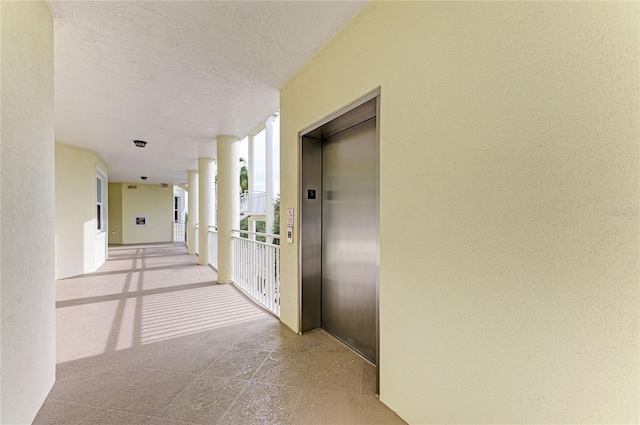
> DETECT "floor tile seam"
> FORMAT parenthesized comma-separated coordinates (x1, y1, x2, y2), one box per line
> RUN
(208, 378, 252, 425)
(285, 387, 305, 422)
(217, 343, 273, 355)
(252, 345, 314, 387)
(175, 331, 245, 349)
(153, 386, 210, 425)
(123, 364, 204, 377)
(195, 343, 242, 377)
(213, 350, 274, 424)
(298, 383, 368, 398)
(303, 387, 378, 398)
(36, 399, 104, 424)
(201, 349, 273, 379)
(44, 395, 137, 417)
(50, 367, 160, 409)
(291, 389, 378, 423)
(148, 416, 202, 425)
(51, 364, 154, 388)
(154, 350, 237, 420)
(183, 338, 237, 348)
(249, 379, 309, 388)
(105, 371, 196, 416)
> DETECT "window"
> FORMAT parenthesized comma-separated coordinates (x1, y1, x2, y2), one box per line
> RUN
(96, 177, 103, 231)
(174, 196, 179, 222)
(96, 169, 107, 233)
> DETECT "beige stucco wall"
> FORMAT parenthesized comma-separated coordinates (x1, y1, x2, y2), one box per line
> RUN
(120, 183, 173, 244)
(0, 1, 56, 423)
(279, 2, 639, 424)
(108, 183, 123, 244)
(55, 143, 108, 279)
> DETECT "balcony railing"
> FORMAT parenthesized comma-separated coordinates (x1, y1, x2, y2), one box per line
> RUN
(173, 220, 186, 242)
(231, 229, 280, 316)
(240, 191, 266, 216)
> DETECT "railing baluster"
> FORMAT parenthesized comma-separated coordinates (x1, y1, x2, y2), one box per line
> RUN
(229, 229, 280, 316)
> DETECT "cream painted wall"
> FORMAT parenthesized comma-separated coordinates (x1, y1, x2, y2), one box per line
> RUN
(279, 3, 639, 424)
(120, 183, 173, 244)
(108, 183, 123, 244)
(0, 1, 56, 423)
(55, 143, 108, 279)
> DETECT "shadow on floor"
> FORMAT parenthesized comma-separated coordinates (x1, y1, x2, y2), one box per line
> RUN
(35, 243, 405, 424)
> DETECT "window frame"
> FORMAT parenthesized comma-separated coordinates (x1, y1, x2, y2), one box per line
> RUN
(96, 167, 107, 235)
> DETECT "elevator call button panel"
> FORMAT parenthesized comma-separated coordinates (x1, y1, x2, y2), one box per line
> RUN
(286, 208, 294, 244)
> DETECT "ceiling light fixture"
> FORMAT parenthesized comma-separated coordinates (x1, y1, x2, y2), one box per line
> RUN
(141, 176, 147, 180)
(133, 140, 147, 148)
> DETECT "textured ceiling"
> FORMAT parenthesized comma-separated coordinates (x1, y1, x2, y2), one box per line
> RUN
(47, 1, 366, 184)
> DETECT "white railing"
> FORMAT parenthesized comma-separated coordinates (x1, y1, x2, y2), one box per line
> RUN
(208, 226, 218, 270)
(232, 229, 280, 316)
(173, 220, 186, 242)
(240, 191, 267, 216)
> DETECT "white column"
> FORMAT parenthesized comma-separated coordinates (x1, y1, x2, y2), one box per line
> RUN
(248, 217, 256, 241)
(247, 133, 256, 213)
(217, 135, 240, 283)
(187, 170, 198, 255)
(265, 115, 275, 243)
(198, 158, 214, 266)
(247, 133, 256, 240)
(212, 162, 218, 228)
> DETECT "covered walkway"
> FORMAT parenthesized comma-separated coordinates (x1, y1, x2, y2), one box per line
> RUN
(35, 243, 404, 424)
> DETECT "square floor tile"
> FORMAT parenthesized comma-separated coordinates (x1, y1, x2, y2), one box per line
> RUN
(50, 365, 152, 407)
(217, 382, 299, 425)
(158, 376, 247, 424)
(204, 347, 270, 381)
(32, 400, 98, 425)
(252, 351, 313, 387)
(81, 408, 151, 424)
(290, 388, 360, 424)
(303, 351, 364, 394)
(106, 370, 195, 416)
(193, 322, 252, 347)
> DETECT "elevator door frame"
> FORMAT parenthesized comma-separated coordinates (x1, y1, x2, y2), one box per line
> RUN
(298, 88, 380, 393)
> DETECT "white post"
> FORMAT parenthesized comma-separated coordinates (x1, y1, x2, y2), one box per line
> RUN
(212, 162, 217, 228)
(198, 158, 214, 266)
(248, 217, 256, 241)
(187, 170, 198, 255)
(265, 115, 275, 243)
(247, 133, 256, 241)
(247, 133, 256, 213)
(217, 135, 240, 284)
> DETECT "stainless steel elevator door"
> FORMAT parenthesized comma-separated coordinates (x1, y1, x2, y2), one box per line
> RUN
(322, 117, 377, 363)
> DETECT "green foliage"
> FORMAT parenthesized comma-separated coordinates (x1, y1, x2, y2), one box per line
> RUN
(213, 157, 247, 195)
(272, 196, 280, 245)
(239, 157, 248, 194)
(240, 217, 266, 242)
(238, 196, 281, 245)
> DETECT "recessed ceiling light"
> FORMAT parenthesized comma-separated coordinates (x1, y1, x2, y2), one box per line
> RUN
(141, 176, 147, 180)
(133, 140, 147, 148)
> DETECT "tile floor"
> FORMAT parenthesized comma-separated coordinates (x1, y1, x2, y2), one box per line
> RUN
(34, 243, 405, 424)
